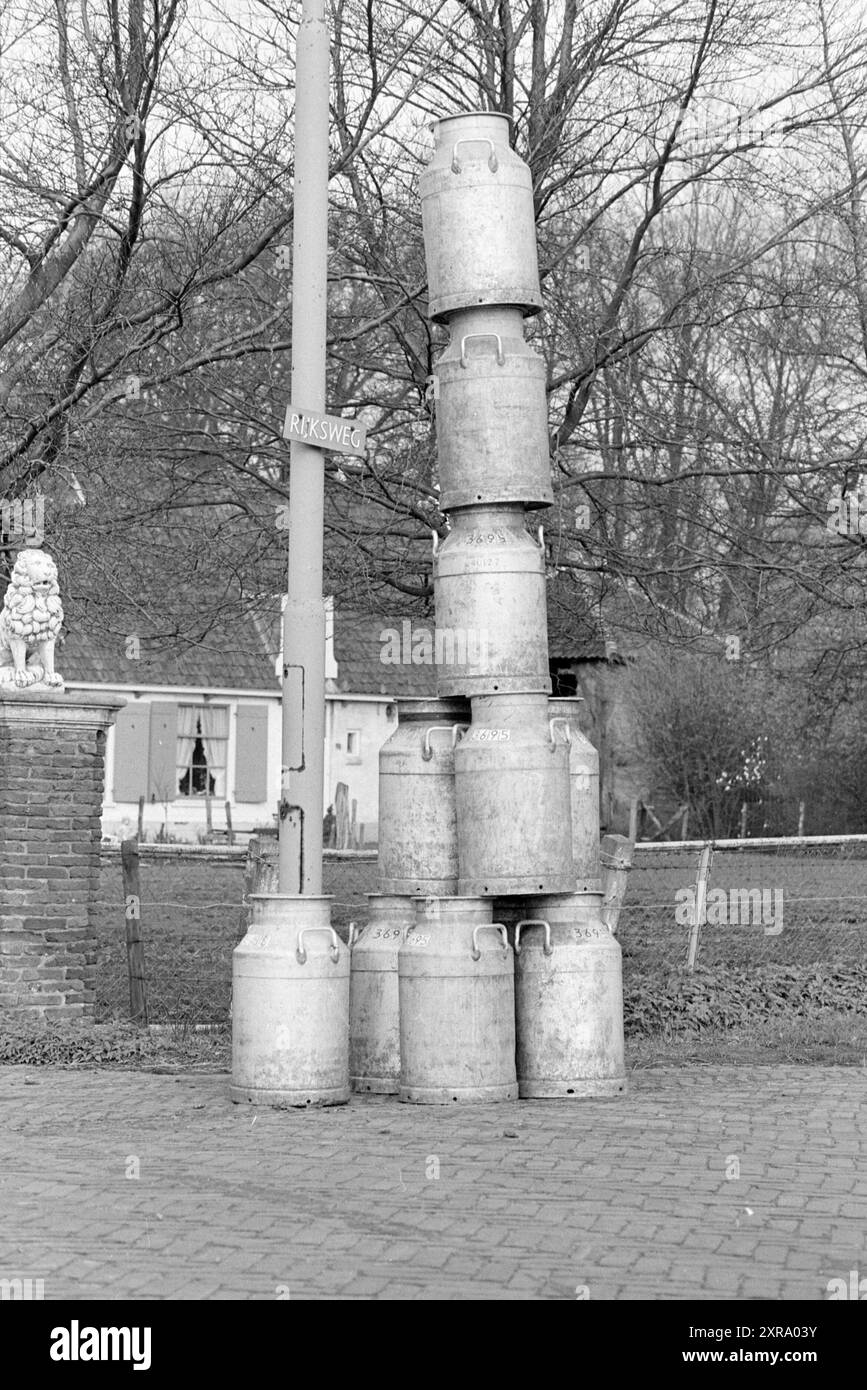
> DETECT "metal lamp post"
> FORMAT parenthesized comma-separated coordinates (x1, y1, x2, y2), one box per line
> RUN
(231, 0, 352, 1108)
(278, 0, 329, 897)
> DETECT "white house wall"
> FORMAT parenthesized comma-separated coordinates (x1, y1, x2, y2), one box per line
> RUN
(327, 698, 397, 844)
(67, 683, 394, 845)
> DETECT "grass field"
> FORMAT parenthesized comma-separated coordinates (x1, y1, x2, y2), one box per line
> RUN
(619, 846, 867, 970)
(90, 847, 867, 1066)
(4, 1008, 865, 1072)
(94, 854, 378, 1024)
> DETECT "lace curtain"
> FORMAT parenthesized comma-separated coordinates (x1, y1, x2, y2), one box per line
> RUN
(176, 705, 198, 791)
(200, 705, 228, 796)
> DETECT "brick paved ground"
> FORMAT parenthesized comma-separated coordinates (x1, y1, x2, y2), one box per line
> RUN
(1, 1064, 865, 1300)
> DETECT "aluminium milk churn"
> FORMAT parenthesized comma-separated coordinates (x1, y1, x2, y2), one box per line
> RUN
(433, 507, 551, 696)
(513, 892, 627, 1098)
(549, 696, 602, 892)
(398, 896, 518, 1103)
(378, 697, 469, 894)
(231, 894, 349, 1106)
(349, 895, 415, 1094)
(454, 693, 575, 895)
(420, 110, 542, 321)
(433, 307, 553, 511)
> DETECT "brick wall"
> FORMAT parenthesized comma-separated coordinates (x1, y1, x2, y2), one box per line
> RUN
(0, 691, 125, 1019)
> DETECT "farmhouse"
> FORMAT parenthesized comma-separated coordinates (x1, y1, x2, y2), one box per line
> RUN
(60, 602, 414, 846)
(58, 583, 640, 844)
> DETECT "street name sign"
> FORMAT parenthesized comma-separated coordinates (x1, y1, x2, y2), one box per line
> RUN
(283, 404, 367, 458)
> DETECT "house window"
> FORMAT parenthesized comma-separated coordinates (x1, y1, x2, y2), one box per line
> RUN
(177, 705, 228, 798)
(550, 662, 579, 697)
(346, 730, 361, 762)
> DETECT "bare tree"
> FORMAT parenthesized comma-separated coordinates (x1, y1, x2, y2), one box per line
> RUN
(3, 0, 867, 719)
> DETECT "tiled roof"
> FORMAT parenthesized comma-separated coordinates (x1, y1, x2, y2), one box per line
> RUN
(59, 582, 610, 696)
(331, 613, 438, 697)
(59, 620, 281, 691)
(59, 606, 437, 696)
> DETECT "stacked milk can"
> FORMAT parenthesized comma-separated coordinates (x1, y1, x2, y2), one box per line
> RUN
(349, 111, 626, 1103)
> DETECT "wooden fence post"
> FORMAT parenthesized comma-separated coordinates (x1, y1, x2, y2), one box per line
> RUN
(225, 801, 234, 845)
(335, 782, 350, 850)
(686, 842, 713, 972)
(137, 795, 144, 840)
(241, 836, 259, 934)
(600, 833, 633, 934)
(797, 801, 805, 837)
(739, 803, 748, 839)
(628, 798, 640, 844)
(121, 838, 148, 1024)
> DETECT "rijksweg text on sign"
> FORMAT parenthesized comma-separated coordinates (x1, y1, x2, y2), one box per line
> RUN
(283, 405, 367, 458)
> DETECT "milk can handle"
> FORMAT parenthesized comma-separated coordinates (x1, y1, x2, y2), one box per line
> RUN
(460, 333, 505, 368)
(451, 137, 498, 174)
(347, 921, 358, 948)
(549, 716, 572, 747)
(536, 523, 545, 551)
(451, 722, 470, 748)
(514, 919, 553, 956)
(421, 724, 465, 760)
(296, 927, 341, 965)
(471, 923, 509, 961)
(431, 528, 440, 556)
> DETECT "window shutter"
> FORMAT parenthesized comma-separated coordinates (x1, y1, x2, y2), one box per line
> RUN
(111, 704, 151, 802)
(148, 702, 178, 801)
(235, 705, 269, 803)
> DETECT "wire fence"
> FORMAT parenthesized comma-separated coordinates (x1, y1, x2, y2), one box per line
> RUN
(620, 839, 867, 973)
(93, 835, 867, 1025)
(95, 844, 377, 1024)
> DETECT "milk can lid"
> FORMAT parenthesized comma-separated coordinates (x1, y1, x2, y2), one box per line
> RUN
(394, 696, 471, 720)
(428, 108, 512, 133)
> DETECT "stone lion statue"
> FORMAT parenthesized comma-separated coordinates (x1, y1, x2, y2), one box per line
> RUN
(0, 547, 64, 688)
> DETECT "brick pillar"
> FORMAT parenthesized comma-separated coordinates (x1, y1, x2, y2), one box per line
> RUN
(0, 691, 125, 1019)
